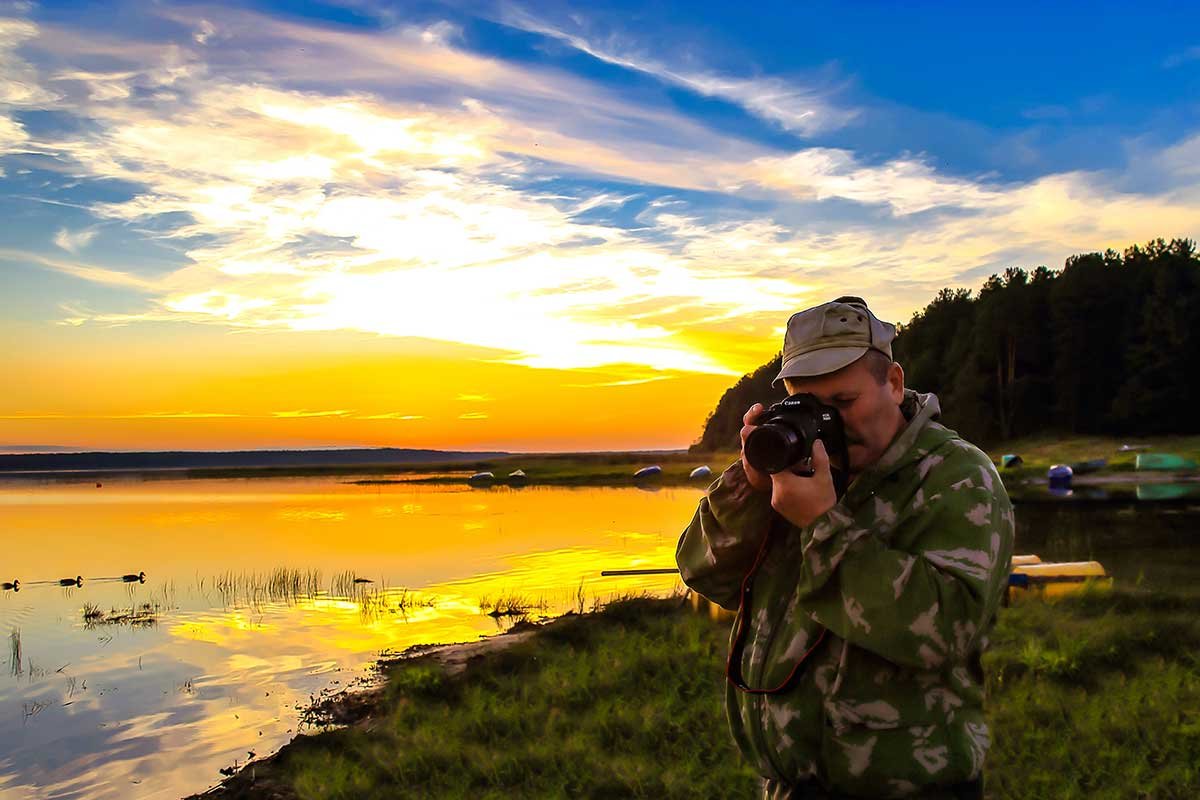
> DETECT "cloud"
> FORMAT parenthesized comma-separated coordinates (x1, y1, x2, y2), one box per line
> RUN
(5, 3, 1200, 381)
(1163, 44, 1200, 68)
(458, 411, 489, 419)
(271, 409, 354, 418)
(735, 148, 1006, 215)
(498, 5, 858, 136)
(53, 227, 98, 253)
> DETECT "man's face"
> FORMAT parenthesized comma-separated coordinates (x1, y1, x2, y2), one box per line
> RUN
(783, 355, 905, 476)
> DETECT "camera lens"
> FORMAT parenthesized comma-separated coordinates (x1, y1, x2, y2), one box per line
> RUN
(745, 423, 804, 474)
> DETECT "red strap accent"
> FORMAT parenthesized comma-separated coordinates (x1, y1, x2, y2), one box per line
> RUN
(725, 520, 828, 694)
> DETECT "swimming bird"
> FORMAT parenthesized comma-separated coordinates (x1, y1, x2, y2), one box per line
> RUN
(59, 576, 83, 587)
(1, 580, 17, 591)
(122, 572, 146, 583)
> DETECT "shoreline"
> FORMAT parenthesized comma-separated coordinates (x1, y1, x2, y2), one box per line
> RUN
(185, 587, 1200, 799)
(185, 604, 665, 800)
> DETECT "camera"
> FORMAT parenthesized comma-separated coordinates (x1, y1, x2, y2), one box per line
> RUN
(743, 393, 848, 481)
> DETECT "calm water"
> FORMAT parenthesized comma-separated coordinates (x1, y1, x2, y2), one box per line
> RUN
(0, 475, 1197, 799)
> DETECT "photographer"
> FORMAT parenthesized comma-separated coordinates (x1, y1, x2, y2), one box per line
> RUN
(677, 297, 1014, 799)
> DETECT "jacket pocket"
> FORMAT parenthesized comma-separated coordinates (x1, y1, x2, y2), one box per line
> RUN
(820, 714, 986, 799)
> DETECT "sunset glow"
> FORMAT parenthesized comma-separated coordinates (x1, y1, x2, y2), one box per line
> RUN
(3, 2, 1199, 451)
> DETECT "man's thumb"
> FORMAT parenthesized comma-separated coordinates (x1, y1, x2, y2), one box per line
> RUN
(812, 438, 830, 468)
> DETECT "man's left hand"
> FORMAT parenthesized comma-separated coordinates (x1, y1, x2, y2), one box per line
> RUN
(769, 439, 838, 528)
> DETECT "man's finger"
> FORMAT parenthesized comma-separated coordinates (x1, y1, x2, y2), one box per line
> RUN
(743, 403, 762, 425)
(812, 438, 830, 471)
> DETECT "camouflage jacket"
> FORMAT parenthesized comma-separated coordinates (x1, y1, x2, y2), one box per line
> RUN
(676, 390, 1014, 798)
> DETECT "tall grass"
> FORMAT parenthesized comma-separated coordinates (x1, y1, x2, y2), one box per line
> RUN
(200, 568, 323, 608)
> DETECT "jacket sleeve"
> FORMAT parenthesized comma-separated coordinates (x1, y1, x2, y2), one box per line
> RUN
(791, 454, 1015, 671)
(675, 459, 776, 610)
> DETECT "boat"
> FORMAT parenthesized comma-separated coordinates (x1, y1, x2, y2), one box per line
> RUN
(1136, 483, 1200, 501)
(1069, 458, 1107, 474)
(1135, 453, 1198, 471)
(1000, 454, 1023, 469)
(1047, 464, 1073, 492)
(1007, 560, 1111, 602)
(689, 465, 712, 479)
(467, 471, 495, 485)
(506, 469, 529, 485)
(633, 465, 662, 479)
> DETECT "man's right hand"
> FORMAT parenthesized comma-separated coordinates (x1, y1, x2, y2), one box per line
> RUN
(740, 403, 772, 492)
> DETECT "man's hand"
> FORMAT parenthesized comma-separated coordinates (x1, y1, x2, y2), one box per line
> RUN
(740, 403, 773, 492)
(769, 439, 838, 528)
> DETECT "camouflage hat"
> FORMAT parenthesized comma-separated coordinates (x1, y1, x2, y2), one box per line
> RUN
(772, 296, 896, 387)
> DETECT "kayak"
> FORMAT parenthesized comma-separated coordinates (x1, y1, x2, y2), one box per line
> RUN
(1135, 453, 1198, 471)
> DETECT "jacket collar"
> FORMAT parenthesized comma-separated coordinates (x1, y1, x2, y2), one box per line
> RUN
(843, 389, 951, 505)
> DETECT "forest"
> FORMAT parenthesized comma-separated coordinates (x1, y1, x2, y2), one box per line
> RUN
(691, 237, 1200, 451)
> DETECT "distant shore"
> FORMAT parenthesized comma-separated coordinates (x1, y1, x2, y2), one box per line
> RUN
(2, 436, 1197, 498)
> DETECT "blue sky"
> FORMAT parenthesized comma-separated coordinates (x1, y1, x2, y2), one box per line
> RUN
(2, 0, 1199, 450)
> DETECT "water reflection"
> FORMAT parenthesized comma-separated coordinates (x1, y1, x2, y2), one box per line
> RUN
(1, 475, 1198, 799)
(0, 477, 692, 799)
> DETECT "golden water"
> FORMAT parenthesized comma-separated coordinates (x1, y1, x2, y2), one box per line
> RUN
(0, 475, 701, 799)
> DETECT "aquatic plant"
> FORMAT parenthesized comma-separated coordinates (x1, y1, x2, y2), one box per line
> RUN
(8, 629, 20, 677)
(82, 602, 159, 629)
(477, 591, 550, 618)
(206, 567, 323, 608)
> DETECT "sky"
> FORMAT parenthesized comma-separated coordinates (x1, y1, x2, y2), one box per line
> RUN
(2, 0, 1199, 453)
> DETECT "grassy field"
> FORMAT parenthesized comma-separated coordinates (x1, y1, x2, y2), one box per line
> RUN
(196, 586, 1200, 799)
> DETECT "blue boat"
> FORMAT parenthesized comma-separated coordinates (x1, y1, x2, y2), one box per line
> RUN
(633, 465, 662, 479)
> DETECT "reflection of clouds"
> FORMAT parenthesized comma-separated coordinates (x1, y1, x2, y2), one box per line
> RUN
(277, 508, 346, 522)
(0, 480, 703, 797)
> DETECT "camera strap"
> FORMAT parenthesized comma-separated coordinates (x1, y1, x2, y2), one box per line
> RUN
(725, 516, 828, 695)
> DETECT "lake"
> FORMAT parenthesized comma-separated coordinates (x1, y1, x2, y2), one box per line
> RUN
(1, 474, 1197, 799)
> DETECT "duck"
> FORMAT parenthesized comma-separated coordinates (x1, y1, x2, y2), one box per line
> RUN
(59, 576, 83, 587)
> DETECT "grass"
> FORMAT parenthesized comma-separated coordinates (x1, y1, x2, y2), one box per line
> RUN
(477, 591, 550, 618)
(81, 601, 158, 628)
(983, 586, 1200, 798)
(194, 586, 1200, 800)
(203, 568, 324, 608)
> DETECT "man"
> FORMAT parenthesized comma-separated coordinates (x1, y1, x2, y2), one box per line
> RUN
(676, 297, 1014, 799)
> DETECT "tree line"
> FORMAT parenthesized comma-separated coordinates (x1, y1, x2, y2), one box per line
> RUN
(691, 237, 1199, 451)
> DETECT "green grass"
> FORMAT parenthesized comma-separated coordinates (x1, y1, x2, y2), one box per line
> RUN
(984, 587, 1200, 798)
(198, 587, 1200, 799)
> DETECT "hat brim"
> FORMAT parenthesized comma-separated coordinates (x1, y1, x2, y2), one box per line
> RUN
(772, 346, 869, 388)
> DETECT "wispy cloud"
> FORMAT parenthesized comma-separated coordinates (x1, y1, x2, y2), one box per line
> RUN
(271, 409, 354, 418)
(53, 226, 98, 253)
(498, 4, 858, 136)
(4, 3, 1200, 384)
(1164, 44, 1200, 68)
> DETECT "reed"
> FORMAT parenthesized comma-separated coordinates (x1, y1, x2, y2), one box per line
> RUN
(208, 568, 323, 608)
(82, 602, 159, 628)
(477, 591, 550, 618)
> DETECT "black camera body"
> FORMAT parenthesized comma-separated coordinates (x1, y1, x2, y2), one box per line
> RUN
(744, 393, 849, 490)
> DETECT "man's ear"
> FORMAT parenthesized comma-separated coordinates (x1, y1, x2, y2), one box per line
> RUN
(888, 361, 905, 404)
